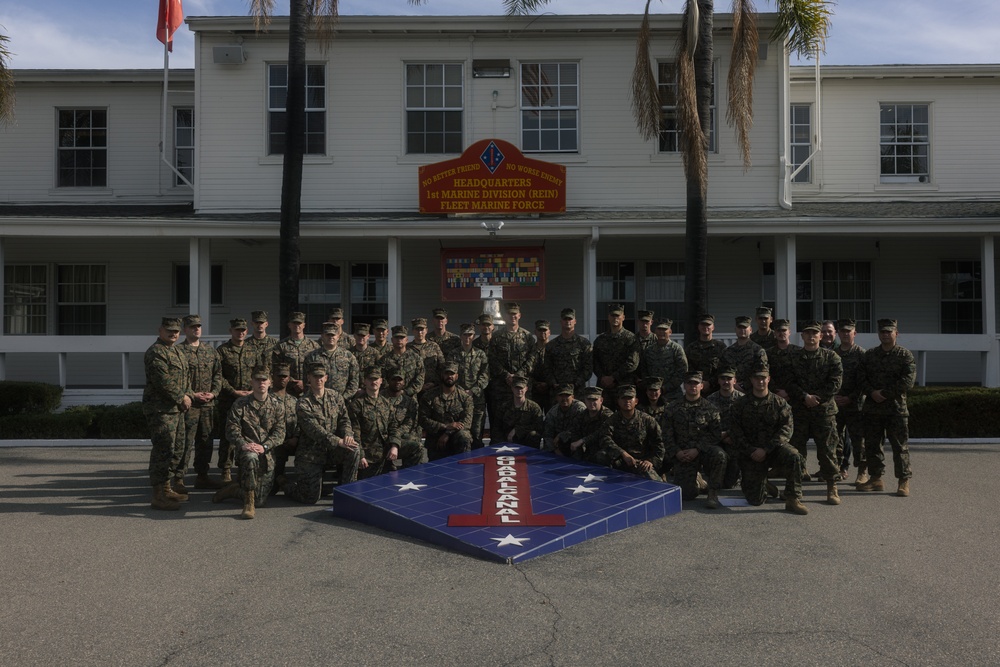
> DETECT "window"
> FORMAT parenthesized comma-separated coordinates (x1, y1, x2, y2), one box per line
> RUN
(350, 263, 389, 326)
(596, 261, 636, 334)
(175, 108, 194, 186)
(58, 109, 107, 187)
(406, 63, 463, 154)
(657, 61, 716, 153)
(880, 103, 929, 183)
(56, 265, 107, 335)
(762, 261, 813, 325)
(299, 263, 341, 334)
(268, 63, 326, 155)
(173, 264, 224, 308)
(521, 62, 579, 152)
(821, 261, 872, 332)
(941, 260, 982, 334)
(790, 104, 811, 183)
(644, 261, 686, 334)
(3, 265, 47, 334)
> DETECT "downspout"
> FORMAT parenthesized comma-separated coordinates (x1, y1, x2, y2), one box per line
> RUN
(780, 47, 822, 209)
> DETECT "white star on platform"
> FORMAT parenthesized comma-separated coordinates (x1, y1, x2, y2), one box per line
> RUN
(577, 474, 606, 483)
(491, 534, 530, 547)
(395, 482, 427, 492)
(567, 485, 599, 495)
(492, 445, 520, 453)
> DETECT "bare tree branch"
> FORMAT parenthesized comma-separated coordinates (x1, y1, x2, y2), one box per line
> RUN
(728, 0, 758, 171)
(631, 0, 661, 141)
(676, 2, 707, 196)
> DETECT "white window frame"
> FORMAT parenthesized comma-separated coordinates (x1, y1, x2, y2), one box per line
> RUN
(520, 61, 579, 153)
(879, 102, 929, 184)
(56, 264, 107, 335)
(405, 63, 464, 155)
(790, 103, 812, 183)
(657, 60, 716, 154)
(3, 264, 48, 335)
(267, 63, 327, 156)
(174, 107, 194, 186)
(57, 108, 108, 187)
(941, 259, 982, 334)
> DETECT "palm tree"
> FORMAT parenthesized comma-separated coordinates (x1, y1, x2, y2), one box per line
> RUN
(507, 0, 831, 336)
(249, 1, 336, 327)
(0, 31, 14, 126)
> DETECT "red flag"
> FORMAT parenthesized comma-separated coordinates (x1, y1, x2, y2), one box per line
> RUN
(156, 0, 184, 52)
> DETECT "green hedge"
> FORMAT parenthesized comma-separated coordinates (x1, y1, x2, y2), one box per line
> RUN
(0, 381, 63, 416)
(908, 387, 1000, 438)
(0, 402, 150, 439)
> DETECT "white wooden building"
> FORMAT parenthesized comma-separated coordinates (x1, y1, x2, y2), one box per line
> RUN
(1, 13, 998, 396)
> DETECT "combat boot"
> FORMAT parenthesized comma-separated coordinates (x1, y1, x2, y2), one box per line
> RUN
(172, 477, 190, 497)
(856, 476, 884, 492)
(220, 468, 232, 483)
(240, 490, 256, 520)
(163, 480, 189, 502)
(765, 481, 780, 499)
(705, 489, 720, 510)
(151, 483, 180, 511)
(212, 482, 241, 503)
(854, 466, 870, 486)
(896, 478, 910, 497)
(195, 473, 225, 490)
(785, 497, 809, 515)
(696, 472, 708, 495)
(826, 480, 841, 505)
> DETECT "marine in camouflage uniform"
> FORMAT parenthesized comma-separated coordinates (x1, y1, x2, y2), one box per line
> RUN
(271, 311, 320, 396)
(382, 371, 422, 444)
(419, 361, 475, 459)
(305, 323, 360, 400)
(542, 385, 586, 453)
(784, 320, 844, 505)
(268, 363, 300, 483)
(487, 303, 536, 414)
(661, 371, 726, 506)
(766, 319, 800, 397)
(592, 303, 640, 397)
(637, 376, 668, 424)
(528, 320, 552, 413)
(634, 310, 657, 368)
(543, 308, 594, 398)
(449, 323, 490, 448)
(705, 368, 745, 489)
(216, 319, 258, 478)
(473, 314, 498, 437)
(494, 375, 544, 448)
(857, 319, 916, 496)
(246, 310, 279, 370)
(719, 316, 768, 392)
(640, 320, 687, 401)
(729, 363, 807, 514)
(565, 386, 614, 460)
(177, 314, 224, 490)
(349, 367, 428, 480)
(834, 319, 867, 483)
(369, 319, 392, 360)
(378, 326, 425, 398)
(350, 323, 383, 380)
(591, 385, 664, 482)
(750, 306, 777, 350)
(219, 367, 286, 517)
(685, 314, 728, 395)
(143, 317, 193, 510)
(409, 317, 446, 394)
(428, 307, 461, 358)
(282, 363, 361, 505)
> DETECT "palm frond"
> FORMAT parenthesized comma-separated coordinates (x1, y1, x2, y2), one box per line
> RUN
(772, 0, 833, 58)
(249, 0, 275, 32)
(0, 32, 14, 126)
(502, 0, 553, 16)
(676, 2, 707, 193)
(630, 0, 661, 141)
(727, 0, 758, 171)
(310, 0, 339, 51)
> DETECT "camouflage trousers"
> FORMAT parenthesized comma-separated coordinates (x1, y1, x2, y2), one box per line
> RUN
(863, 414, 912, 480)
(216, 397, 237, 471)
(740, 444, 804, 505)
(471, 402, 487, 449)
(425, 429, 473, 461)
(837, 409, 866, 470)
(283, 446, 361, 505)
(791, 408, 840, 481)
(144, 407, 186, 486)
(671, 445, 728, 501)
(720, 442, 741, 489)
(237, 449, 275, 506)
(358, 440, 429, 480)
(179, 404, 216, 476)
(588, 448, 660, 482)
(272, 440, 297, 478)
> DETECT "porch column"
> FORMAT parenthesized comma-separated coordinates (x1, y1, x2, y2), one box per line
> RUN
(388, 237, 402, 326)
(774, 234, 797, 324)
(983, 235, 998, 387)
(582, 229, 598, 341)
(188, 238, 212, 334)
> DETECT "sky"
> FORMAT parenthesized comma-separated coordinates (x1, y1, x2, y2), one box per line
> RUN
(1, 0, 999, 70)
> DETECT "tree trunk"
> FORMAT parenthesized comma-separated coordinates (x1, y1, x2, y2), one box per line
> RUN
(683, 0, 714, 339)
(278, 0, 308, 328)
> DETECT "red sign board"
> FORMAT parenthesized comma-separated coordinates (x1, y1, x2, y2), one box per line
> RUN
(419, 139, 566, 214)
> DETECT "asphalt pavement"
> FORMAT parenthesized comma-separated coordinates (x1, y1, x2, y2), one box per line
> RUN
(1, 442, 998, 667)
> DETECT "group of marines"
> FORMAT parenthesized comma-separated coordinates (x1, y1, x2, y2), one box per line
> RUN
(142, 302, 916, 519)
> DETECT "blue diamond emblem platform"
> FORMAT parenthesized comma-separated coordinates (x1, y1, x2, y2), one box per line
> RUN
(332, 444, 683, 563)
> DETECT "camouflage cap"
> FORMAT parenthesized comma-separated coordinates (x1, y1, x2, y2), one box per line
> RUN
(505, 302, 521, 314)
(372, 318, 389, 331)
(477, 314, 495, 326)
(837, 318, 857, 332)
(306, 362, 327, 377)
(271, 362, 291, 377)
(579, 386, 604, 399)
(878, 318, 898, 332)
(735, 315, 752, 328)
(432, 308, 448, 319)
(699, 313, 715, 324)
(643, 376, 663, 391)
(655, 319, 673, 330)
(363, 366, 382, 380)
(535, 319, 550, 331)
(353, 322, 370, 336)
(251, 365, 270, 381)
(251, 310, 269, 323)
(755, 306, 773, 318)
(637, 310, 654, 322)
(161, 317, 183, 332)
(327, 308, 344, 320)
(560, 307, 576, 319)
(229, 318, 248, 330)
(441, 361, 459, 375)
(751, 360, 771, 377)
(683, 371, 704, 384)
(459, 323, 476, 335)
(773, 318, 791, 331)
(182, 314, 202, 327)
(555, 383, 575, 396)
(391, 325, 409, 338)
(717, 367, 737, 379)
(387, 368, 405, 380)
(617, 384, 637, 398)
(802, 320, 822, 332)
(288, 311, 306, 323)
(411, 317, 428, 329)
(607, 303, 625, 315)
(322, 323, 341, 335)
(511, 375, 529, 388)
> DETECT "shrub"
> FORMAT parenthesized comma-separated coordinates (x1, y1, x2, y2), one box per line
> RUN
(97, 402, 149, 439)
(908, 387, 1000, 438)
(0, 410, 93, 439)
(0, 381, 63, 416)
